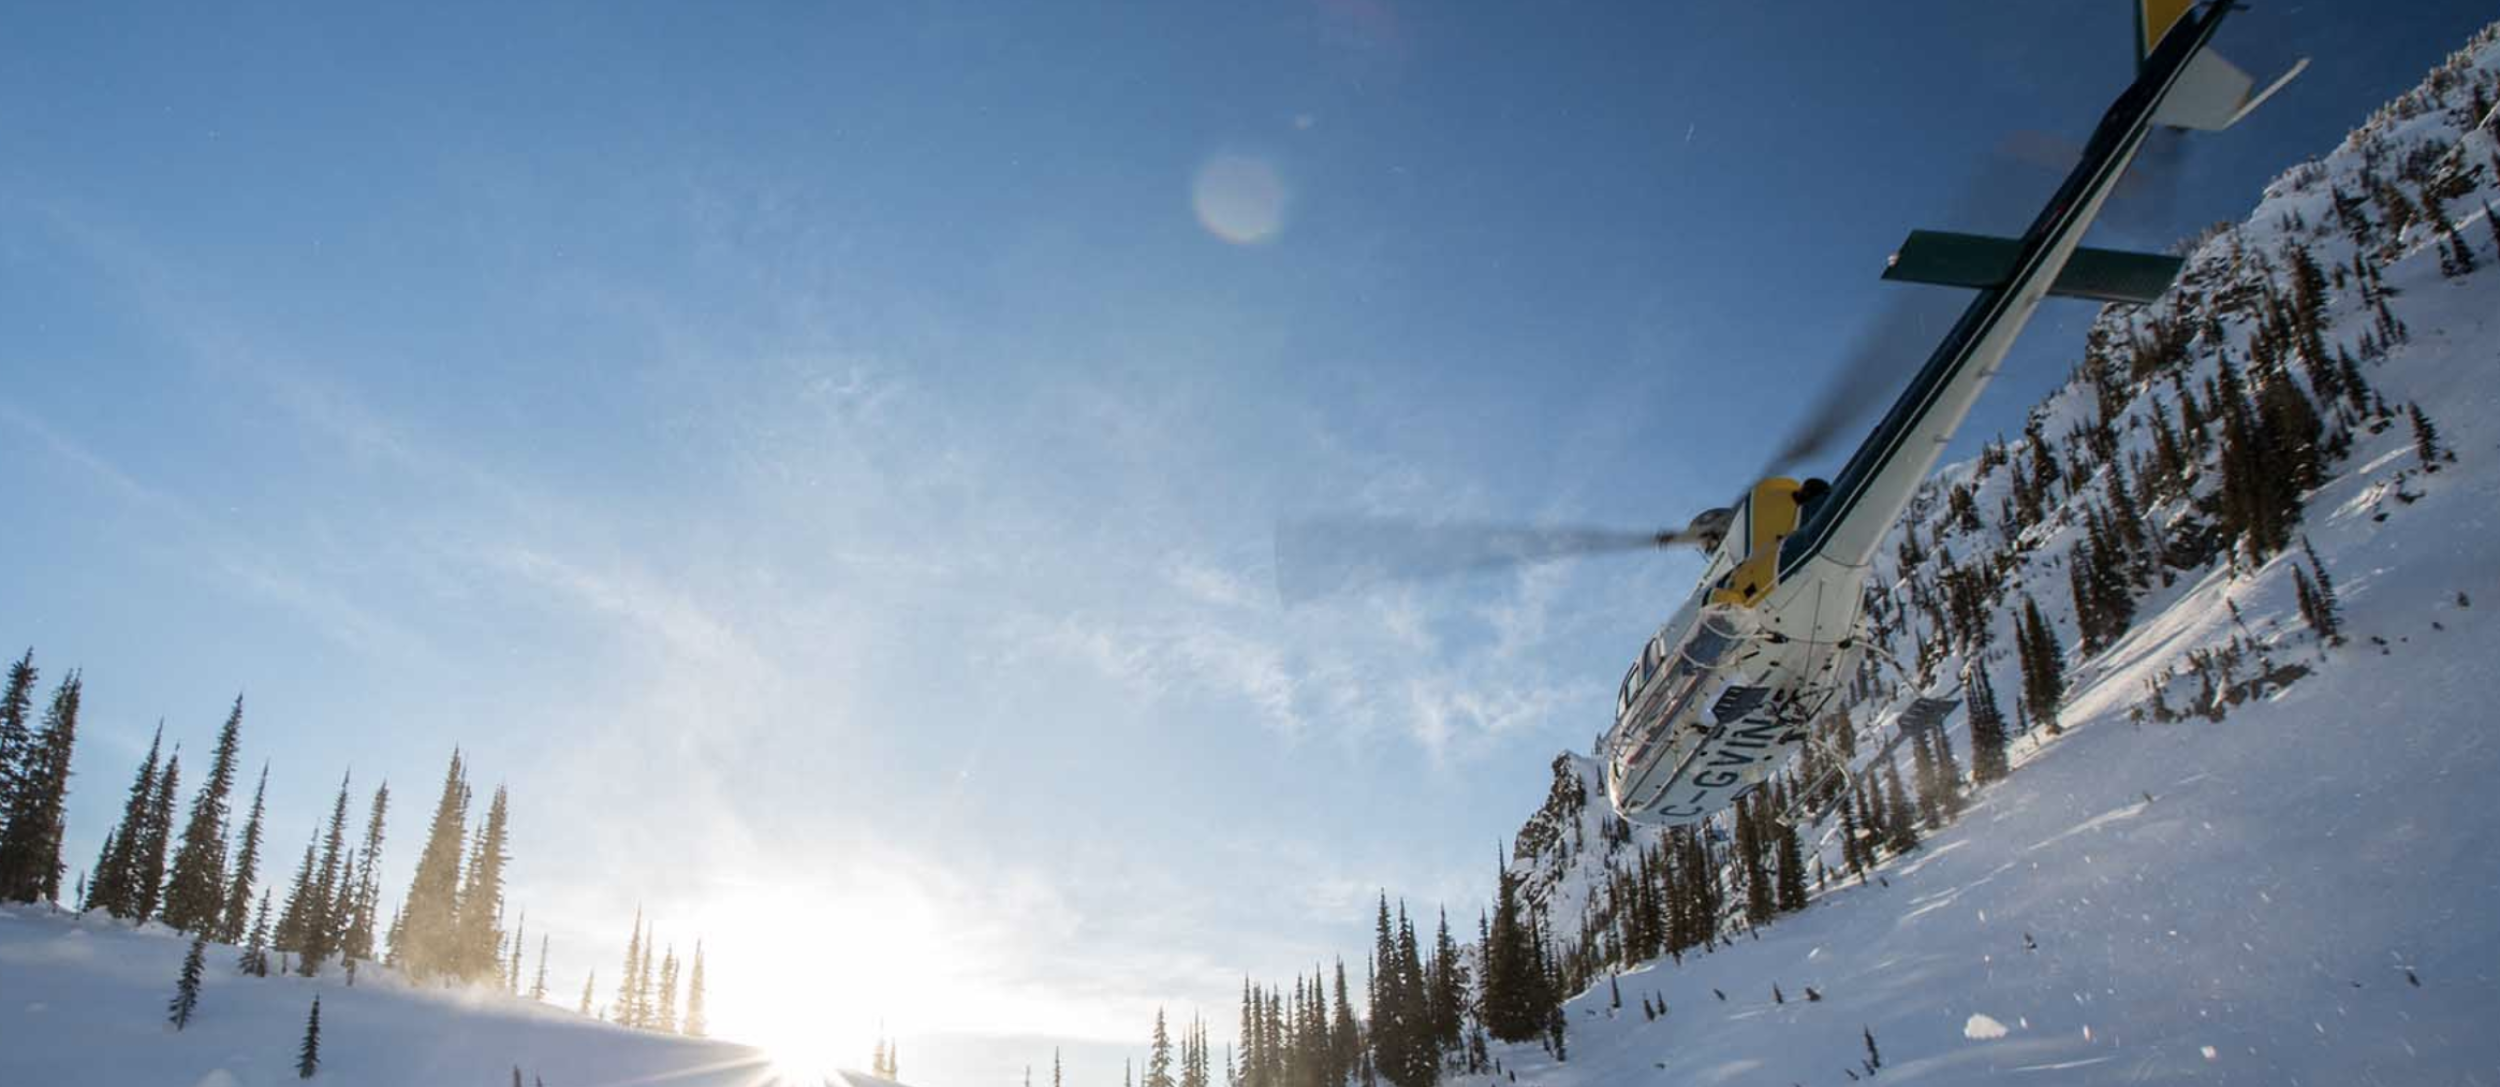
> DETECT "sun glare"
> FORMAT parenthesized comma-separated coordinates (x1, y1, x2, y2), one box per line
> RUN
(764, 1035, 849, 1086)
(699, 871, 962, 1084)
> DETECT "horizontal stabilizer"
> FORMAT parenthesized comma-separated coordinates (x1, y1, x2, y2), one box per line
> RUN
(1882, 229, 2185, 305)
(2153, 48, 2309, 131)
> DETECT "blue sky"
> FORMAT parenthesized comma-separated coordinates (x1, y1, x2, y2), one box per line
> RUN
(4, 2, 2491, 1084)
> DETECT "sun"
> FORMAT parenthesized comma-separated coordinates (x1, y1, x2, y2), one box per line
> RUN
(691, 870, 962, 1084)
(762, 1032, 849, 1087)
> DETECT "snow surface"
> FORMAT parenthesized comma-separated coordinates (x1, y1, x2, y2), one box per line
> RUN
(0, 908, 876, 1086)
(1477, 23, 2500, 1087)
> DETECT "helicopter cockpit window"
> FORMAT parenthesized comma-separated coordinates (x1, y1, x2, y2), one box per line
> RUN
(1682, 616, 1740, 669)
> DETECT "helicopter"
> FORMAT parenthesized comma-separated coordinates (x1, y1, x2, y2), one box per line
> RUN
(1278, 0, 2303, 826)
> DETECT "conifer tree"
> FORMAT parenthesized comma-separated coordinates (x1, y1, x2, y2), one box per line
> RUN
(531, 934, 550, 1001)
(683, 942, 707, 1037)
(88, 722, 162, 918)
(296, 773, 353, 969)
(397, 751, 469, 979)
(0, 672, 82, 904)
(1882, 759, 1919, 854)
(1965, 667, 2010, 784)
(273, 831, 318, 969)
(656, 945, 680, 1033)
(1148, 1007, 1176, 1087)
(297, 996, 322, 1079)
(1429, 909, 1465, 1057)
(633, 917, 656, 1031)
(456, 786, 512, 982)
(1737, 795, 1773, 924)
(1480, 872, 1539, 1043)
(218, 765, 270, 943)
(1907, 726, 1942, 830)
(342, 782, 388, 963)
(0, 651, 34, 828)
(2016, 598, 2064, 732)
(164, 696, 245, 935)
(1773, 818, 1808, 912)
(1838, 795, 1866, 875)
(130, 746, 182, 920)
(1931, 724, 1966, 819)
(1855, 779, 1883, 864)
(615, 909, 645, 1028)
(2410, 404, 2447, 468)
(1331, 958, 1360, 1084)
(579, 970, 596, 1016)
(505, 913, 527, 994)
(170, 932, 209, 1029)
(240, 890, 273, 977)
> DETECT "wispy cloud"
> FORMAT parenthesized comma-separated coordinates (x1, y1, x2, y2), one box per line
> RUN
(0, 401, 437, 664)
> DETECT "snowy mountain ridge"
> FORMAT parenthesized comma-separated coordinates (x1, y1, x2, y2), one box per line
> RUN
(1476, 18, 2500, 1086)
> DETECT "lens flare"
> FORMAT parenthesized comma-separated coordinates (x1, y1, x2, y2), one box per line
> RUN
(1192, 154, 1288, 244)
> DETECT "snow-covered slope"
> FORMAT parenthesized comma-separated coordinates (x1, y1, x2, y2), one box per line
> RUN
(1482, 20, 2500, 1086)
(0, 906, 850, 1087)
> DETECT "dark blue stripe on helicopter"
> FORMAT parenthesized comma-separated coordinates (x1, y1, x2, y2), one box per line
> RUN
(1775, 3, 2230, 581)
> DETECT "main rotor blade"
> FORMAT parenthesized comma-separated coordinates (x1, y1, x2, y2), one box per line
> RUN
(1761, 127, 2106, 478)
(1275, 516, 1694, 605)
(1757, 297, 1941, 476)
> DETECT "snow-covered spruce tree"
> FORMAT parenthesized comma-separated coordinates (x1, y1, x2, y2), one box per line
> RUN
(505, 913, 527, 994)
(296, 996, 322, 1079)
(655, 945, 679, 1033)
(2017, 596, 2064, 733)
(614, 909, 646, 1028)
(1907, 725, 1942, 830)
(454, 785, 512, 982)
(132, 746, 181, 920)
(632, 917, 657, 1030)
(2300, 536, 2345, 643)
(240, 890, 273, 977)
(88, 723, 162, 918)
(1737, 794, 1773, 924)
(1480, 868, 1542, 1043)
(297, 772, 354, 972)
(272, 832, 317, 962)
(341, 781, 388, 964)
(1931, 723, 1966, 818)
(169, 932, 208, 1030)
(1147, 1007, 1176, 1087)
(1838, 794, 1867, 875)
(162, 696, 244, 936)
(682, 942, 707, 1036)
(218, 764, 269, 943)
(396, 750, 468, 980)
(1774, 819, 1808, 913)
(0, 670, 81, 904)
(0, 650, 34, 829)
(530, 934, 550, 1001)
(1881, 758, 1919, 855)
(1965, 665, 2010, 784)
(2410, 403, 2448, 467)
(1428, 910, 1465, 1055)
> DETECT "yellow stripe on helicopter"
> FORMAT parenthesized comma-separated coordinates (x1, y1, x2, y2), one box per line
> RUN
(2139, 0, 2196, 64)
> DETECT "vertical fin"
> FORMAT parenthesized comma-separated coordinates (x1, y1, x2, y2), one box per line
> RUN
(2138, 0, 2197, 68)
